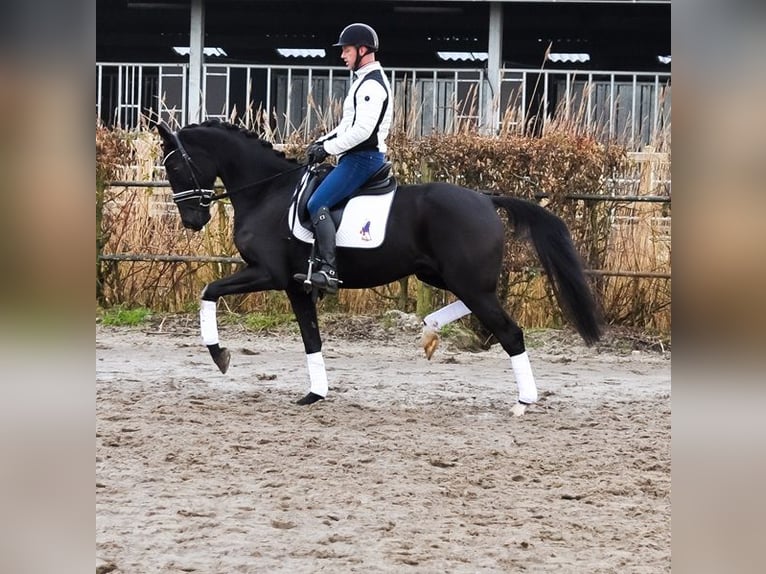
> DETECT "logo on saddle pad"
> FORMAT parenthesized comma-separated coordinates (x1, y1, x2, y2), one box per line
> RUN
(288, 164, 397, 249)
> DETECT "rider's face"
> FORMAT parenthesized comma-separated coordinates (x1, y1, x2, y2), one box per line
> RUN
(340, 45, 360, 70)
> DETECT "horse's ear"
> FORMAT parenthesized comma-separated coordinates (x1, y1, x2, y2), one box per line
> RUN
(154, 120, 174, 143)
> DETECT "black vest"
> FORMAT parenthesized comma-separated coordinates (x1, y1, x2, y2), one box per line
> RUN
(347, 69, 390, 154)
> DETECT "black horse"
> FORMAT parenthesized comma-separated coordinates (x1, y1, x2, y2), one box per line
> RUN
(154, 119, 601, 413)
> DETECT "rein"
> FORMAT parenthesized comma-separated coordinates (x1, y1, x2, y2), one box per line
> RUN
(210, 163, 308, 202)
(164, 130, 308, 207)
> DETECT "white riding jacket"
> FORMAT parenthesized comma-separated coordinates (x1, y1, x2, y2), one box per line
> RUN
(318, 61, 392, 157)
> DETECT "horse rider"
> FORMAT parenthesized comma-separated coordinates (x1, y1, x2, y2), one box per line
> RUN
(305, 22, 393, 293)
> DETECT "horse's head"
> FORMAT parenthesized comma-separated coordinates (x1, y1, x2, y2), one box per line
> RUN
(155, 121, 218, 231)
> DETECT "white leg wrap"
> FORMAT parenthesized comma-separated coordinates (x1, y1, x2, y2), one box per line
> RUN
(199, 300, 219, 346)
(511, 351, 538, 404)
(306, 352, 328, 397)
(423, 300, 471, 329)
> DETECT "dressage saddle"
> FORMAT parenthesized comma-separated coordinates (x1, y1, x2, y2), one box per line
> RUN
(293, 161, 396, 230)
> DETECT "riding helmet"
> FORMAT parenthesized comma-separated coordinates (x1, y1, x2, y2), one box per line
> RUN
(333, 23, 379, 52)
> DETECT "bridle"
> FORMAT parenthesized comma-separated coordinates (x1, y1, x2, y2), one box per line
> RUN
(163, 130, 308, 208)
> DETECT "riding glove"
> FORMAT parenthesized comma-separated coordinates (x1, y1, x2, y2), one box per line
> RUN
(307, 142, 329, 164)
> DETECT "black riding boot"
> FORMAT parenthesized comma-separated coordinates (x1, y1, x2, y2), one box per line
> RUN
(310, 206, 340, 294)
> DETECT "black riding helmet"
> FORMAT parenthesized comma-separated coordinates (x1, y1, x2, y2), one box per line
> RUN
(333, 22, 379, 52)
(333, 23, 379, 71)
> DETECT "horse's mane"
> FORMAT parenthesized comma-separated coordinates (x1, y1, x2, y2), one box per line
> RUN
(184, 119, 299, 164)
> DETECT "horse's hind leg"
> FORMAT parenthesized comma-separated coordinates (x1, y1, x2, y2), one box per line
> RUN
(420, 300, 472, 359)
(456, 292, 538, 416)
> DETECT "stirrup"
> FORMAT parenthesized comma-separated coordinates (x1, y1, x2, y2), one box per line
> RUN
(293, 246, 320, 288)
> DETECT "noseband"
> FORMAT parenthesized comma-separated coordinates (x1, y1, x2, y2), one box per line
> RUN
(163, 130, 308, 208)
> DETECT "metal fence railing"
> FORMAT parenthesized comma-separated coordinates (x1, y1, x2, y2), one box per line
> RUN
(97, 61, 670, 150)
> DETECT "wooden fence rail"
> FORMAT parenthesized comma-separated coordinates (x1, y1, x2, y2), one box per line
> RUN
(97, 253, 671, 280)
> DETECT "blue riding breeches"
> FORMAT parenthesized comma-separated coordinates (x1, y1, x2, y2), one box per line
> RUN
(307, 151, 386, 219)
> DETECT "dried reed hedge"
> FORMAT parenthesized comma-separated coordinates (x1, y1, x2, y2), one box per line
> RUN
(97, 121, 670, 339)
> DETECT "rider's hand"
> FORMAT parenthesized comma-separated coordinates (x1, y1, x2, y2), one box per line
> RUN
(306, 142, 329, 164)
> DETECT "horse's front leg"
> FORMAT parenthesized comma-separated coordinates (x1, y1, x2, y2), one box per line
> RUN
(286, 286, 326, 405)
(199, 265, 275, 373)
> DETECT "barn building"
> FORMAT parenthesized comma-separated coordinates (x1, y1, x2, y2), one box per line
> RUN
(96, 0, 670, 148)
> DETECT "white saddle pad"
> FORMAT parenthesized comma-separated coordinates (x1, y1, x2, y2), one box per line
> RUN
(288, 190, 396, 249)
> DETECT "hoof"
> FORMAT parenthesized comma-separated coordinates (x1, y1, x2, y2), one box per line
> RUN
(510, 402, 528, 417)
(208, 345, 231, 374)
(296, 392, 325, 406)
(421, 329, 440, 360)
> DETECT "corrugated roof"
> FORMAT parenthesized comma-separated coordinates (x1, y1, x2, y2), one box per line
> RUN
(276, 48, 326, 58)
(437, 51, 488, 62)
(547, 53, 590, 63)
(173, 46, 227, 57)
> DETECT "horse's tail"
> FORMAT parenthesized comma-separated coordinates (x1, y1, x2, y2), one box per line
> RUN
(490, 195, 602, 345)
